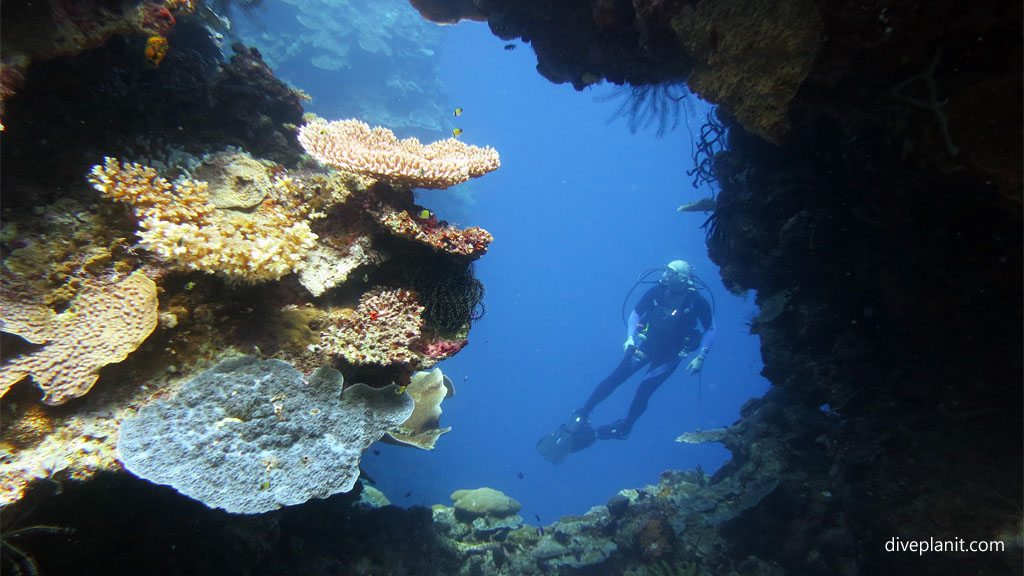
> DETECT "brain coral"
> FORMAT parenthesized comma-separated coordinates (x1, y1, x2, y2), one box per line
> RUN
(117, 356, 414, 514)
(0, 271, 159, 405)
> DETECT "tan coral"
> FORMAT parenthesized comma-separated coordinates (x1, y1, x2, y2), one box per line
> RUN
(384, 368, 455, 450)
(297, 117, 500, 189)
(88, 157, 319, 283)
(0, 271, 159, 405)
(0, 299, 56, 344)
(191, 149, 274, 209)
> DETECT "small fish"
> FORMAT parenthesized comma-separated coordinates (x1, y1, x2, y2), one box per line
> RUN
(516, 472, 524, 479)
(184, 281, 196, 291)
(418, 209, 433, 220)
(373, 449, 380, 456)
(534, 514, 541, 522)
(404, 492, 412, 498)
(453, 107, 463, 117)
(504, 43, 516, 51)
(452, 128, 463, 138)
(396, 385, 407, 395)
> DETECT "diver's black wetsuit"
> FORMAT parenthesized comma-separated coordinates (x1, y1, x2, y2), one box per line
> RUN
(581, 283, 715, 430)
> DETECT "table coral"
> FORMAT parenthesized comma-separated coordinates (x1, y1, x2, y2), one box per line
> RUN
(88, 157, 318, 283)
(0, 271, 159, 405)
(297, 117, 500, 189)
(320, 287, 425, 366)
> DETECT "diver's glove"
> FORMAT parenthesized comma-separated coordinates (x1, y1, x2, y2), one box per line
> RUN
(687, 354, 705, 375)
(623, 335, 635, 352)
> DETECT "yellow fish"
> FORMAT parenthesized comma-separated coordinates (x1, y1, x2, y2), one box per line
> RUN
(418, 209, 432, 219)
(452, 128, 463, 138)
(396, 385, 407, 395)
(453, 107, 463, 116)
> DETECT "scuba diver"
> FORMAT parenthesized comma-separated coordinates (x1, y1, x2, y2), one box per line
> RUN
(537, 260, 717, 464)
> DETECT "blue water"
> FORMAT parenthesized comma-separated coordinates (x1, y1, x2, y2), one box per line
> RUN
(238, 3, 769, 523)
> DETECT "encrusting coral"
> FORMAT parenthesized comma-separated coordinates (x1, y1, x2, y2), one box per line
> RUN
(117, 356, 414, 514)
(320, 287, 426, 367)
(0, 270, 159, 405)
(297, 117, 500, 189)
(372, 205, 494, 257)
(88, 157, 319, 283)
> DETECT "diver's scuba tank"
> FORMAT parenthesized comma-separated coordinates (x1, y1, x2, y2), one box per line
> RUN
(621, 263, 716, 327)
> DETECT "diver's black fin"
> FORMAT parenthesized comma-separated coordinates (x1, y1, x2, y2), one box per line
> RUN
(536, 426, 575, 465)
(536, 419, 595, 464)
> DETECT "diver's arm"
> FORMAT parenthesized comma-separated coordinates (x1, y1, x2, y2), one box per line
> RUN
(627, 309, 640, 338)
(696, 298, 716, 357)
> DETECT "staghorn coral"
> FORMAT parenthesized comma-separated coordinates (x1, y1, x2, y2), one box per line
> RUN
(320, 287, 425, 367)
(88, 157, 319, 283)
(0, 271, 158, 405)
(297, 117, 500, 189)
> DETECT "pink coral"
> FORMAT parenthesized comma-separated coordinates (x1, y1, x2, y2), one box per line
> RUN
(419, 337, 468, 361)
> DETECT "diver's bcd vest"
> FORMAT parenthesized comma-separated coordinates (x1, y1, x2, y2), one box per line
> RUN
(637, 286, 701, 353)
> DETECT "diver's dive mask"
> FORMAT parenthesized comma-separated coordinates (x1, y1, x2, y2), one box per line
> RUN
(661, 260, 695, 290)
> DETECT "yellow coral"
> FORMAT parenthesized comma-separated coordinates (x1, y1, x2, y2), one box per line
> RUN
(88, 157, 318, 282)
(297, 117, 500, 189)
(0, 271, 159, 405)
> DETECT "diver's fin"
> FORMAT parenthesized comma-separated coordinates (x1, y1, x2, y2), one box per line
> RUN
(536, 420, 595, 464)
(536, 426, 575, 465)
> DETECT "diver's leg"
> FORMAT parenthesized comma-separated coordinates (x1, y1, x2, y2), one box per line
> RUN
(622, 358, 681, 428)
(580, 354, 645, 417)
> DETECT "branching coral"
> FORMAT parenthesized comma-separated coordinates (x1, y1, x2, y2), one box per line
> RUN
(88, 157, 318, 282)
(0, 271, 159, 405)
(320, 287, 425, 366)
(297, 117, 500, 189)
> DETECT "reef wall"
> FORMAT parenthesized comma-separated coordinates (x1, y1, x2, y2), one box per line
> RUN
(413, 0, 1023, 574)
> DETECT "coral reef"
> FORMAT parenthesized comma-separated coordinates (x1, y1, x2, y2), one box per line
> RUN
(116, 356, 414, 514)
(0, 271, 158, 405)
(371, 205, 494, 257)
(88, 157, 319, 283)
(298, 117, 501, 190)
(318, 287, 426, 367)
(383, 368, 455, 450)
(669, 0, 823, 144)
